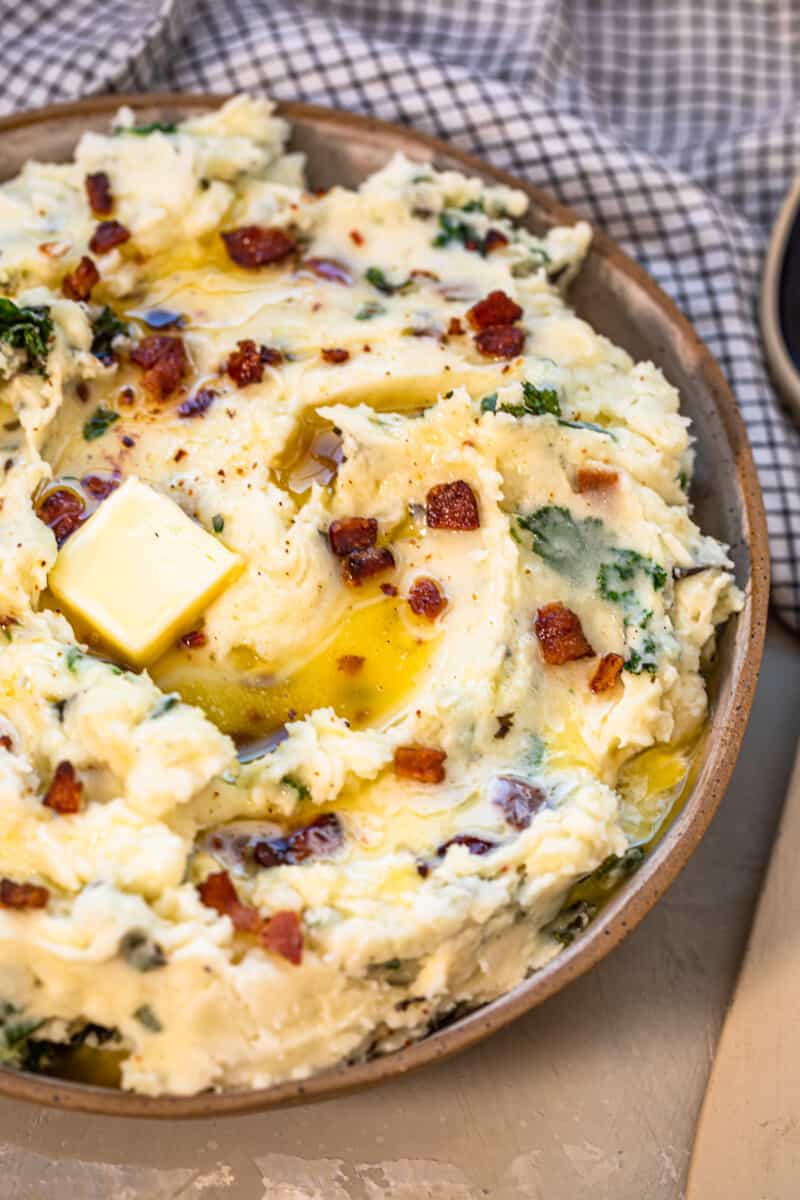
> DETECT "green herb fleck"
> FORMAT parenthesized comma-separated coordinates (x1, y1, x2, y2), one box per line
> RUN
(65, 646, 83, 673)
(90, 306, 128, 365)
(116, 121, 177, 136)
(0, 1002, 46, 1065)
(212, 514, 224, 533)
(489, 382, 560, 419)
(547, 900, 598, 947)
(118, 929, 167, 972)
(479, 392, 498, 413)
(557, 417, 615, 438)
(355, 300, 386, 320)
(83, 406, 120, 442)
(151, 694, 179, 719)
(598, 549, 667, 600)
(133, 1004, 163, 1033)
(281, 774, 311, 803)
(510, 248, 551, 277)
(678, 470, 688, 491)
(517, 506, 603, 576)
(0, 298, 53, 374)
(365, 266, 412, 295)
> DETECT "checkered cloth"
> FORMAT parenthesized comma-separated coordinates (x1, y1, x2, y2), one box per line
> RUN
(3, 1, 800, 629)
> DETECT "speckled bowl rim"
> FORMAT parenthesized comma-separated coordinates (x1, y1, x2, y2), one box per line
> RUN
(0, 93, 769, 1118)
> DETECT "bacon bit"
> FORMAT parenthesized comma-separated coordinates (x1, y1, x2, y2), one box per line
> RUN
(328, 517, 378, 556)
(321, 347, 350, 364)
(301, 257, 353, 285)
(342, 545, 395, 585)
(253, 813, 344, 869)
(130, 334, 187, 400)
(179, 629, 207, 650)
(436, 834, 496, 857)
(474, 324, 526, 359)
(0, 735, 12, 751)
(85, 171, 113, 215)
(494, 712, 514, 739)
(174, 448, 187, 463)
(178, 388, 216, 418)
(534, 602, 595, 665)
(349, 229, 364, 246)
(483, 228, 509, 255)
(490, 776, 546, 830)
(36, 488, 85, 545)
(197, 870, 261, 934)
(408, 577, 447, 619)
(447, 317, 464, 337)
(261, 910, 303, 965)
(381, 582, 398, 596)
(62, 255, 99, 302)
(426, 480, 480, 530)
(221, 225, 296, 268)
(89, 220, 131, 255)
(589, 652, 625, 694)
(76, 381, 90, 403)
(42, 761, 83, 815)
(337, 654, 365, 675)
(225, 339, 281, 387)
(576, 465, 619, 493)
(0, 878, 49, 909)
(393, 746, 447, 784)
(466, 289, 522, 331)
(82, 473, 118, 500)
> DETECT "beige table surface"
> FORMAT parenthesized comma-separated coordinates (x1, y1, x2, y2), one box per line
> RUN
(0, 619, 797, 1200)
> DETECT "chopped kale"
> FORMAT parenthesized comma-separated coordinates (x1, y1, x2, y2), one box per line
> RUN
(557, 417, 615, 438)
(480, 392, 498, 413)
(212, 514, 224, 533)
(365, 266, 413, 295)
(116, 120, 177, 136)
(547, 900, 597, 947)
(355, 300, 386, 320)
(432, 211, 511, 256)
(133, 1004, 163, 1032)
(281, 774, 311, 803)
(517, 506, 603, 576)
(90, 306, 128, 365)
(118, 928, 167, 972)
(0, 298, 53, 374)
(598, 549, 667, 600)
(509, 247, 552, 277)
(678, 470, 689, 491)
(150, 694, 179, 719)
(583, 846, 645, 888)
(83, 406, 120, 442)
(0, 1002, 45, 1066)
(65, 646, 83, 673)
(481, 383, 560, 418)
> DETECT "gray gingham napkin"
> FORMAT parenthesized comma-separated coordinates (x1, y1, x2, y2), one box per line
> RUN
(2, 0, 800, 630)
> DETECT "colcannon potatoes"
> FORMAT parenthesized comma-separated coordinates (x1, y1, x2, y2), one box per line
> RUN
(0, 97, 741, 1094)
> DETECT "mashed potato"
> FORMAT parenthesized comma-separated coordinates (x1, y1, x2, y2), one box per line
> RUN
(0, 97, 741, 1094)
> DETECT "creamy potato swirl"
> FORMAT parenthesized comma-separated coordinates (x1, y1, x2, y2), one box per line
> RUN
(0, 97, 740, 1094)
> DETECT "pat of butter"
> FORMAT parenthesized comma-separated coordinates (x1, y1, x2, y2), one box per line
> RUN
(48, 478, 240, 667)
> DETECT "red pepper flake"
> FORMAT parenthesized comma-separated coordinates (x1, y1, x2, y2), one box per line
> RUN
(466, 290, 522, 331)
(337, 654, 365, 675)
(534, 602, 595, 665)
(349, 229, 364, 247)
(393, 746, 447, 784)
(130, 334, 187, 401)
(35, 488, 85, 545)
(197, 870, 261, 934)
(178, 387, 216, 418)
(408, 577, 447, 619)
(42, 761, 83, 815)
(89, 220, 131, 255)
(576, 465, 619, 493)
(426, 480, 480, 530)
(261, 910, 303, 965)
(342, 545, 395, 585)
(221, 225, 296, 268)
(301, 257, 353, 285)
(589, 652, 624, 694)
(490, 776, 547, 830)
(0, 878, 49, 909)
(482, 229, 509, 255)
(436, 834, 495, 857)
(225, 339, 281, 388)
(474, 325, 525, 359)
(179, 629, 207, 650)
(328, 517, 378, 556)
(447, 317, 464, 336)
(321, 347, 350, 364)
(62, 255, 99, 302)
(85, 171, 113, 216)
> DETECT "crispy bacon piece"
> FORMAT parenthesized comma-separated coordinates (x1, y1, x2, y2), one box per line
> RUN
(490, 776, 547, 830)
(179, 629, 207, 649)
(221, 225, 296, 268)
(466, 289, 522, 331)
(321, 347, 350, 364)
(261, 910, 303, 965)
(534, 602, 595, 665)
(342, 545, 395, 585)
(89, 220, 131, 255)
(36, 487, 85, 545)
(253, 813, 343, 868)
(589, 652, 624, 694)
(225, 339, 281, 388)
(426, 480, 480, 531)
(0, 878, 49, 909)
(393, 746, 447, 784)
(42, 761, 83, 815)
(85, 171, 113, 215)
(436, 834, 496, 857)
(178, 388, 216, 418)
(576, 465, 619, 493)
(0, 735, 12, 752)
(474, 324, 526, 359)
(301, 257, 353, 285)
(408, 577, 447, 618)
(197, 870, 261, 934)
(328, 517, 378, 556)
(130, 334, 187, 400)
(337, 654, 365, 675)
(62, 255, 99, 302)
(447, 317, 464, 336)
(483, 228, 509, 255)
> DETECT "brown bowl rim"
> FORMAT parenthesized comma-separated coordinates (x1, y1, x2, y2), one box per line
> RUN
(0, 92, 769, 1118)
